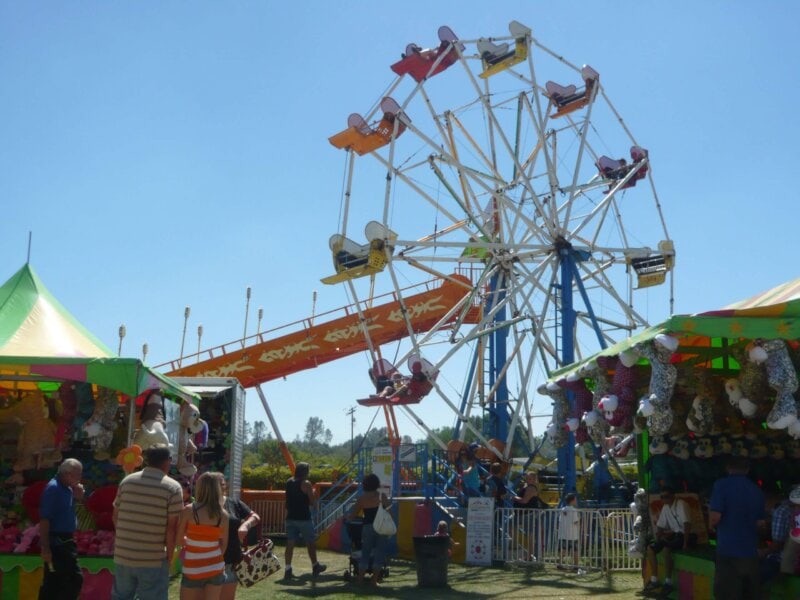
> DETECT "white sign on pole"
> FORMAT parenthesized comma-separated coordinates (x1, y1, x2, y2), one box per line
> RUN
(465, 497, 494, 566)
(372, 446, 394, 496)
(398, 444, 416, 463)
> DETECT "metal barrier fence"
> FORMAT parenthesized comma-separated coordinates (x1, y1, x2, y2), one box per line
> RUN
(247, 496, 357, 537)
(248, 499, 286, 537)
(248, 500, 639, 573)
(493, 508, 640, 572)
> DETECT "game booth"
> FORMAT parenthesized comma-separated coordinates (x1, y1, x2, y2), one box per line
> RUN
(545, 276, 800, 599)
(0, 264, 201, 598)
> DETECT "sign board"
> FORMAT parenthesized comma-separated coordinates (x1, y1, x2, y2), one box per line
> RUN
(372, 446, 394, 496)
(465, 497, 494, 565)
(398, 444, 416, 463)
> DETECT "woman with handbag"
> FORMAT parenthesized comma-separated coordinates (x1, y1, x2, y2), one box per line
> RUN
(177, 472, 229, 599)
(347, 473, 392, 587)
(214, 474, 261, 599)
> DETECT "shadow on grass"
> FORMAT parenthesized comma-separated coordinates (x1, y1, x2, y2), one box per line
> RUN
(199, 546, 642, 600)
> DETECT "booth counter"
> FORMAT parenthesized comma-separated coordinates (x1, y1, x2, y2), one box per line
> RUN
(0, 554, 113, 599)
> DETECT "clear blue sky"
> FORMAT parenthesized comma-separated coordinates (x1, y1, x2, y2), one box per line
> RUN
(2, 2, 798, 446)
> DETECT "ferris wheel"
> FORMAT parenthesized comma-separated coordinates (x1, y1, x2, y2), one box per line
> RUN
(325, 21, 674, 472)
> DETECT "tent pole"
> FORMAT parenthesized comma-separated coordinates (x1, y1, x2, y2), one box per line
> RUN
(126, 362, 141, 446)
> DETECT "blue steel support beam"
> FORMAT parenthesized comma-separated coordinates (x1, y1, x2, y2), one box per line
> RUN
(489, 271, 510, 442)
(557, 250, 577, 495)
(569, 259, 612, 497)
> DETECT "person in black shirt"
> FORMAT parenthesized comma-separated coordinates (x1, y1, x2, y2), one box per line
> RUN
(215, 474, 260, 599)
(283, 462, 326, 580)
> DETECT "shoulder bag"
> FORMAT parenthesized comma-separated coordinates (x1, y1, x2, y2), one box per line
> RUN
(373, 503, 397, 536)
(234, 537, 282, 587)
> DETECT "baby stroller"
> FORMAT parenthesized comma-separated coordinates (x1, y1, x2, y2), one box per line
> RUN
(342, 519, 389, 581)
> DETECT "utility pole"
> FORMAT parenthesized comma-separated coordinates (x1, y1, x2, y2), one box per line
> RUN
(346, 406, 356, 455)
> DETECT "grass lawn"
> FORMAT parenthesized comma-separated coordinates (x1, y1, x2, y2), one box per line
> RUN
(167, 545, 642, 599)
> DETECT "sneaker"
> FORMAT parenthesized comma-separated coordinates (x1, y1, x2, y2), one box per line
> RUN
(283, 568, 294, 581)
(312, 563, 327, 576)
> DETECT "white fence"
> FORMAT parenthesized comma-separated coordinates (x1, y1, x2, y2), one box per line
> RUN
(248, 499, 639, 573)
(492, 508, 639, 572)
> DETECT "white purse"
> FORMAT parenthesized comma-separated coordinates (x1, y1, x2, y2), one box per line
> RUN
(373, 503, 397, 536)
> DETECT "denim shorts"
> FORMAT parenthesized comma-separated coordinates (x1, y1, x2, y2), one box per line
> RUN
(181, 571, 225, 588)
(221, 564, 237, 585)
(286, 519, 316, 543)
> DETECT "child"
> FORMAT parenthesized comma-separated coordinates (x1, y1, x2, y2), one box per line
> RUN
(434, 520, 458, 558)
(557, 493, 580, 570)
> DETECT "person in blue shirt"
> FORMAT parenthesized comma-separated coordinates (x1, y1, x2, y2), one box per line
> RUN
(39, 458, 84, 600)
(709, 456, 766, 600)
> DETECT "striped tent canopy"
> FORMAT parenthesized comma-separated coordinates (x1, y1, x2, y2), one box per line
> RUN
(0, 264, 196, 402)
(551, 276, 800, 381)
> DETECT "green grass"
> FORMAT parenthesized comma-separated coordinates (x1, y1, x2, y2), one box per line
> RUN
(167, 546, 642, 599)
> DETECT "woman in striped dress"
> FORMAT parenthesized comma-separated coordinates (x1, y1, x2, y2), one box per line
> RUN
(177, 472, 229, 599)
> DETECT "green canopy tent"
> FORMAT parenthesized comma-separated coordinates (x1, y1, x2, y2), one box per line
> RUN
(0, 263, 197, 429)
(546, 276, 800, 492)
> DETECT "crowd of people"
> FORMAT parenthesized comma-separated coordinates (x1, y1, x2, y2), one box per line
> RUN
(643, 455, 800, 600)
(38, 446, 262, 600)
(37, 446, 800, 600)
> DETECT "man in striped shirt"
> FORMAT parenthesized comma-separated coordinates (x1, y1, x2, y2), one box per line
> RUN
(112, 445, 182, 600)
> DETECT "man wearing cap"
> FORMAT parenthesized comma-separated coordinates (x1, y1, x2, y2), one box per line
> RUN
(112, 445, 182, 600)
(642, 487, 690, 596)
(709, 456, 766, 600)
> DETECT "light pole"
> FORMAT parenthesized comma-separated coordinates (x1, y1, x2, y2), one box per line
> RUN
(142, 343, 148, 363)
(242, 286, 252, 346)
(179, 306, 190, 367)
(117, 324, 126, 356)
(346, 406, 356, 455)
(196, 324, 203, 363)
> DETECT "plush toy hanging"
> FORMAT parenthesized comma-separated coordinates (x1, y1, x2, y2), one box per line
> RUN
(762, 339, 799, 430)
(53, 383, 78, 450)
(557, 373, 593, 444)
(725, 344, 769, 418)
(8, 392, 62, 483)
(636, 334, 679, 437)
(176, 402, 207, 477)
(686, 393, 714, 435)
(83, 387, 120, 460)
(132, 390, 171, 450)
(628, 488, 652, 559)
(583, 360, 611, 446)
(598, 354, 640, 433)
(540, 382, 569, 448)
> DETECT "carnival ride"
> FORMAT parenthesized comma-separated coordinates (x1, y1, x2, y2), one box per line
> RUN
(164, 20, 674, 498)
(322, 20, 674, 493)
(161, 276, 481, 465)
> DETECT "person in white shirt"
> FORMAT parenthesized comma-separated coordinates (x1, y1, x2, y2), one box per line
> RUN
(643, 487, 691, 595)
(557, 493, 580, 570)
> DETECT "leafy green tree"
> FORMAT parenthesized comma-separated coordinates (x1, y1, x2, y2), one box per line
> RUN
(251, 420, 266, 451)
(303, 416, 332, 445)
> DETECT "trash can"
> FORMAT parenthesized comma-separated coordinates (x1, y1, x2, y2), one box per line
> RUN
(413, 536, 449, 587)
